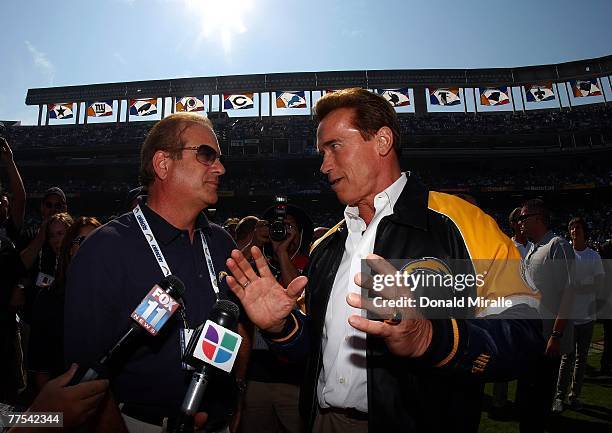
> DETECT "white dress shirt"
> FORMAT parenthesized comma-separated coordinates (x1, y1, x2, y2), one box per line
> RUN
(317, 172, 407, 412)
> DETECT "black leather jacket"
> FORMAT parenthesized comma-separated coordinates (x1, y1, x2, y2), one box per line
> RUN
(266, 174, 544, 433)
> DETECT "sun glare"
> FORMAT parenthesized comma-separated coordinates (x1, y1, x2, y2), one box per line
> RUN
(185, 0, 254, 53)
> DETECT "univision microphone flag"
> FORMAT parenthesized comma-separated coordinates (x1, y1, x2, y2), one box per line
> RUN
(192, 320, 242, 373)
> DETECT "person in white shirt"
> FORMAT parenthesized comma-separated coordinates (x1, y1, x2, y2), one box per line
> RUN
(552, 217, 605, 413)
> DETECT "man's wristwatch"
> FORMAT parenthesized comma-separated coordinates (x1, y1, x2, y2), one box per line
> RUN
(551, 330, 563, 339)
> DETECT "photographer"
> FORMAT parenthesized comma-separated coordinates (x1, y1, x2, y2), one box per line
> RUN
(263, 203, 313, 287)
(239, 204, 313, 433)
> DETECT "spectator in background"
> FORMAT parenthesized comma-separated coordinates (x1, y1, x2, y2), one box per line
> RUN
(552, 218, 605, 413)
(598, 240, 612, 376)
(19, 207, 72, 374)
(19, 188, 69, 290)
(0, 137, 26, 244)
(262, 205, 313, 287)
(517, 199, 575, 432)
(29, 217, 101, 392)
(490, 206, 534, 417)
(235, 216, 269, 260)
(240, 206, 312, 433)
(509, 207, 531, 259)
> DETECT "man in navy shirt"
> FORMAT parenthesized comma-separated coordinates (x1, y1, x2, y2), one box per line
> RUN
(64, 112, 249, 432)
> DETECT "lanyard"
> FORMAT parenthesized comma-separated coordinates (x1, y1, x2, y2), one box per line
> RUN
(133, 205, 220, 300)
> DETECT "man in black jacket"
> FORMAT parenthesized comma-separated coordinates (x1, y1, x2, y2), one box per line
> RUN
(226, 88, 544, 433)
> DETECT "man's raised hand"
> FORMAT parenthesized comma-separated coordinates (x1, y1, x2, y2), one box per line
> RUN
(226, 246, 307, 333)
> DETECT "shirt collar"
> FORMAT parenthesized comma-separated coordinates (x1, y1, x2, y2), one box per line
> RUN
(140, 203, 211, 246)
(344, 172, 407, 232)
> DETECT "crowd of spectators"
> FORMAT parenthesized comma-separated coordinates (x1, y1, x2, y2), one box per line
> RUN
(4, 103, 611, 151)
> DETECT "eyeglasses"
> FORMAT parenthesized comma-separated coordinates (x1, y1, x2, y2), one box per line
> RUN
(181, 144, 223, 166)
(517, 213, 540, 223)
(44, 201, 65, 209)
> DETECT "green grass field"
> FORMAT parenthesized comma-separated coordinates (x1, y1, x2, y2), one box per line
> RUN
(478, 323, 612, 432)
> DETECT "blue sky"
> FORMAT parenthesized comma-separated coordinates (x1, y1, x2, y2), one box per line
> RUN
(1, 0, 611, 124)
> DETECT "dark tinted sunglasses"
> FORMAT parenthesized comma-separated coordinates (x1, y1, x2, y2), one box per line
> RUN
(181, 144, 223, 166)
(516, 213, 540, 223)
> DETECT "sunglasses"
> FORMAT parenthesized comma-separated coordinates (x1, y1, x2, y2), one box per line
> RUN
(181, 144, 223, 166)
(516, 213, 540, 223)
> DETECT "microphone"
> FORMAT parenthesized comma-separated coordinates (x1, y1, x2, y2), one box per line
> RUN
(171, 299, 241, 433)
(68, 275, 186, 385)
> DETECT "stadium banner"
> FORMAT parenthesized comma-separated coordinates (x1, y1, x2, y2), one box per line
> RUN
(129, 98, 158, 116)
(376, 88, 410, 107)
(524, 83, 555, 102)
(429, 88, 461, 106)
(479, 87, 510, 106)
(176, 96, 205, 112)
(570, 79, 602, 98)
(276, 91, 307, 109)
(86, 100, 113, 117)
(223, 93, 254, 110)
(48, 103, 74, 119)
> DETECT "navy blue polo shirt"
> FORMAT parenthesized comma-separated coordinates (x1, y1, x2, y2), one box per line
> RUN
(64, 203, 237, 408)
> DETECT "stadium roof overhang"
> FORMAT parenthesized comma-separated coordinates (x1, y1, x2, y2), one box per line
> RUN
(25, 55, 612, 105)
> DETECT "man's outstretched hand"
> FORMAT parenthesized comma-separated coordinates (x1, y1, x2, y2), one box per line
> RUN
(226, 246, 307, 333)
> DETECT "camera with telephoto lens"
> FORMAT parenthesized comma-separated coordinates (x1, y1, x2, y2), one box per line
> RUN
(269, 196, 288, 242)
